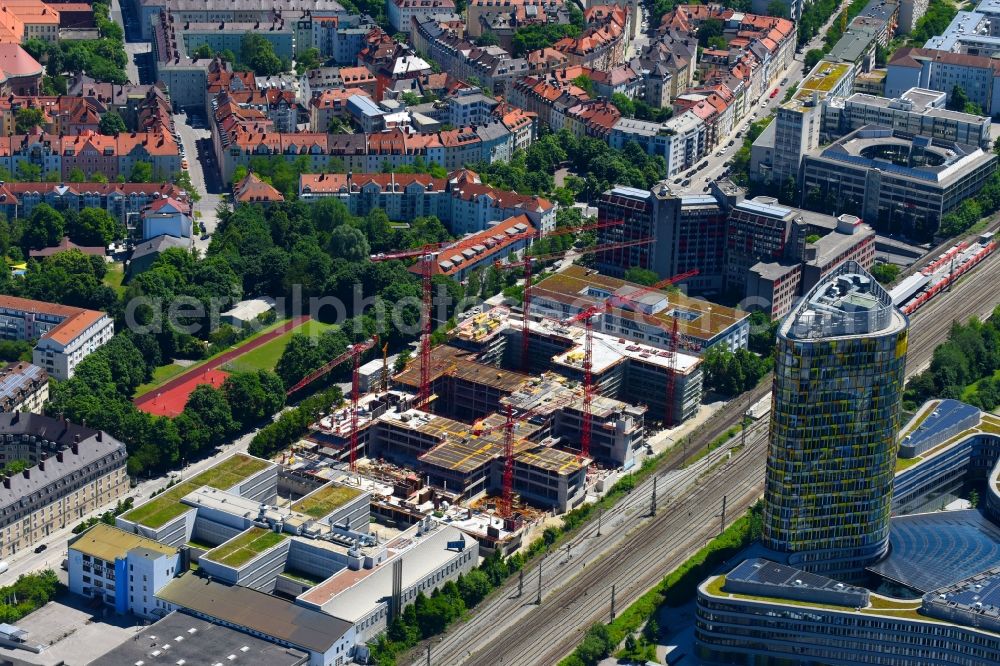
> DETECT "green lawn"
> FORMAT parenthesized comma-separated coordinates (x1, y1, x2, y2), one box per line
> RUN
(223, 320, 337, 373)
(121, 454, 270, 528)
(291, 484, 362, 518)
(205, 527, 287, 567)
(134, 363, 189, 396)
(104, 262, 125, 296)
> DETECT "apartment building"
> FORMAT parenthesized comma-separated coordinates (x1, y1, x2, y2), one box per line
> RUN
(387, 0, 456, 34)
(298, 169, 555, 235)
(0, 413, 129, 558)
(0, 182, 189, 225)
(466, 0, 564, 37)
(0, 295, 114, 380)
(0, 0, 59, 44)
(887, 47, 1000, 116)
(0, 362, 47, 413)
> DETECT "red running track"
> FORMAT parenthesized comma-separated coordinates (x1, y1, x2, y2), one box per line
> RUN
(134, 315, 311, 416)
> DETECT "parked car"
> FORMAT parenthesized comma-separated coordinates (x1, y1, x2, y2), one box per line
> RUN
(781, 77, 788, 85)
(181, 158, 189, 170)
(34, 544, 47, 554)
(674, 177, 683, 184)
(681, 178, 690, 186)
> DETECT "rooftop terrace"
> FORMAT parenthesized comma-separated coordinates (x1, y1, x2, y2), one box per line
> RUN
(69, 523, 177, 562)
(121, 454, 271, 528)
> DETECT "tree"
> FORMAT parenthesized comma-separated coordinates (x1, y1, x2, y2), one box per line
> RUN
(240, 33, 285, 76)
(22, 204, 64, 250)
(182, 384, 235, 450)
(129, 161, 153, 183)
(697, 18, 725, 47)
(571, 74, 595, 97)
(948, 85, 972, 112)
(98, 110, 127, 136)
(766, 0, 789, 17)
(14, 107, 44, 134)
(192, 43, 215, 59)
(804, 48, 826, 70)
(328, 225, 371, 263)
(222, 370, 285, 430)
(624, 267, 659, 286)
(610, 92, 635, 117)
(478, 30, 499, 47)
(870, 262, 901, 286)
(68, 167, 86, 182)
(67, 207, 122, 246)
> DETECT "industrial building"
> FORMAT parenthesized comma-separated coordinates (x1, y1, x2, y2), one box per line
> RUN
(0, 413, 129, 558)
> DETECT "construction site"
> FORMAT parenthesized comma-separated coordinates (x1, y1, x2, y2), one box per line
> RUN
(275, 227, 745, 554)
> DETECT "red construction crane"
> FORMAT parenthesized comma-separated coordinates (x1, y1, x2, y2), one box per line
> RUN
(371, 242, 453, 406)
(491, 219, 623, 371)
(561, 305, 602, 460)
(497, 392, 579, 518)
(285, 336, 378, 470)
(494, 238, 652, 373)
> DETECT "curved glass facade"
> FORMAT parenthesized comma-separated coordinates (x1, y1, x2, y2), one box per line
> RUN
(762, 261, 909, 577)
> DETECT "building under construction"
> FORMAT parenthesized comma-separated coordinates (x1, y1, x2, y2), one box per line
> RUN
(529, 265, 750, 355)
(452, 307, 703, 425)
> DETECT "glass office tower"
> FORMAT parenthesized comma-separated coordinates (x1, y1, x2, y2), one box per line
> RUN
(762, 261, 908, 578)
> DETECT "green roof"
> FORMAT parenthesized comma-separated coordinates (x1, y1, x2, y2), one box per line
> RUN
(291, 484, 362, 519)
(800, 61, 850, 93)
(122, 454, 270, 528)
(204, 527, 287, 567)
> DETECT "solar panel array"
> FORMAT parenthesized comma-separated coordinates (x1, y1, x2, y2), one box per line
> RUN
(0, 363, 43, 401)
(869, 510, 1000, 593)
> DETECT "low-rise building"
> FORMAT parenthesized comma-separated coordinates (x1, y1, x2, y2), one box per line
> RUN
(0, 295, 114, 380)
(0, 413, 128, 558)
(68, 524, 181, 620)
(0, 361, 47, 413)
(141, 197, 193, 240)
(412, 214, 535, 282)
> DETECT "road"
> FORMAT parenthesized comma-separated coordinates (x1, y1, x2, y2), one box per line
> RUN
(172, 111, 223, 255)
(409, 248, 1000, 666)
(673, 1, 851, 196)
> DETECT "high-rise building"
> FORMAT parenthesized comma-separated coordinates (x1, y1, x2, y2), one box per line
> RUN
(762, 261, 908, 578)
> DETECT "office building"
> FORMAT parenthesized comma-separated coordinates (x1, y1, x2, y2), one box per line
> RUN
(753, 60, 855, 188)
(0, 413, 129, 558)
(67, 523, 181, 619)
(800, 126, 998, 240)
(594, 184, 728, 295)
(696, 559, 1000, 665)
(728, 197, 876, 318)
(762, 261, 908, 578)
(0, 361, 47, 413)
(825, 87, 991, 149)
(0, 295, 114, 380)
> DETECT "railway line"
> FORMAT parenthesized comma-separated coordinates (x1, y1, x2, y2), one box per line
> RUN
(410, 249, 1000, 666)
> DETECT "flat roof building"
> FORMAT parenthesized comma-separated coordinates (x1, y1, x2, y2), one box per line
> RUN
(98, 611, 309, 666)
(801, 125, 998, 240)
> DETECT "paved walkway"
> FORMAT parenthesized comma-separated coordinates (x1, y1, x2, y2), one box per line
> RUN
(133, 315, 311, 407)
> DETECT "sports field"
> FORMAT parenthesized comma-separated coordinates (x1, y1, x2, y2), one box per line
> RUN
(223, 320, 337, 373)
(134, 316, 311, 417)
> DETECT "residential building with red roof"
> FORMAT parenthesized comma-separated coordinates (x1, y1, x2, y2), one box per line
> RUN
(141, 196, 192, 240)
(467, 0, 564, 37)
(0, 182, 189, 225)
(298, 169, 555, 235)
(565, 99, 621, 140)
(0, 295, 114, 380)
(233, 172, 285, 205)
(409, 214, 536, 281)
